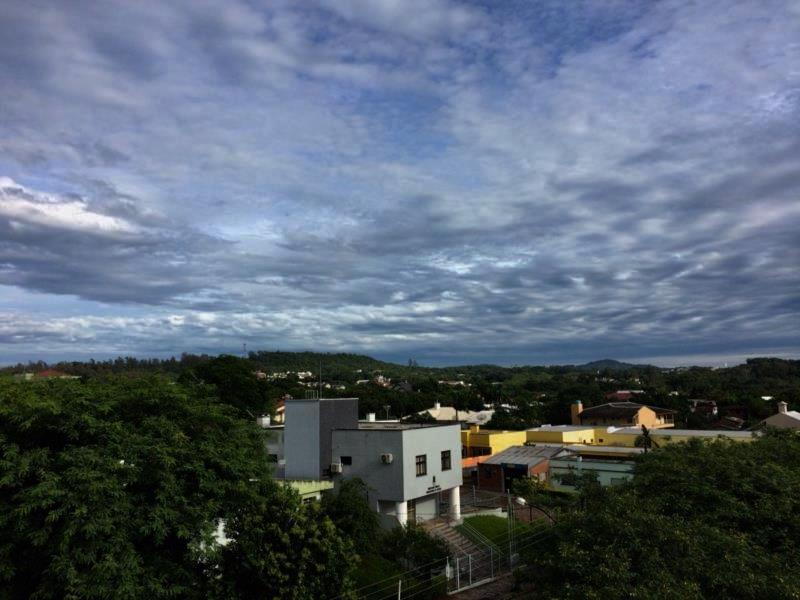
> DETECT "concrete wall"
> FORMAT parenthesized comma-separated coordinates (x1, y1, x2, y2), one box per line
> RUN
(284, 398, 358, 479)
(264, 427, 285, 464)
(285, 400, 320, 479)
(331, 423, 462, 519)
(318, 398, 358, 475)
(525, 427, 596, 445)
(402, 425, 462, 502)
(461, 428, 527, 457)
(332, 428, 405, 504)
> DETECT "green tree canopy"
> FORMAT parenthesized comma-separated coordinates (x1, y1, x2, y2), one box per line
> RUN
(191, 354, 272, 416)
(522, 430, 800, 599)
(0, 377, 352, 599)
(322, 478, 380, 555)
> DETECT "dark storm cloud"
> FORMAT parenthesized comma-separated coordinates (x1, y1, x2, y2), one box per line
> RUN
(0, 0, 798, 365)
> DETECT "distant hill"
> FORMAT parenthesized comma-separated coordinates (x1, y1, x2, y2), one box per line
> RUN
(576, 359, 657, 371)
(248, 351, 401, 377)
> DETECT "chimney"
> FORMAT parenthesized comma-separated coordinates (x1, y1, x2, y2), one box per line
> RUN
(367, 412, 376, 422)
(433, 401, 441, 410)
(571, 400, 583, 425)
(778, 401, 788, 414)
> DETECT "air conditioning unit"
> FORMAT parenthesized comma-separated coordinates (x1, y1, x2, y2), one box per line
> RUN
(380, 453, 394, 464)
(330, 462, 343, 474)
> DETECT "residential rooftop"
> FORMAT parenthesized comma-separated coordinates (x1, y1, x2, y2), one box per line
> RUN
(581, 402, 676, 418)
(607, 427, 755, 438)
(337, 422, 461, 431)
(526, 424, 596, 431)
(483, 444, 566, 466)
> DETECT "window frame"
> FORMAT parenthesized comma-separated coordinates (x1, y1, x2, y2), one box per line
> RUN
(415, 454, 427, 477)
(441, 450, 452, 471)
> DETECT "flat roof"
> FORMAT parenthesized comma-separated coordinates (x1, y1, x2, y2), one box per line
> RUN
(609, 427, 755, 438)
(483, 445, 566, 466)
(336, 422, 460, 431)
(527, 425, 596, 431)
(285, 397, 359, 402)
(551, 455, 635, 465)
(564, 444, 644, 455)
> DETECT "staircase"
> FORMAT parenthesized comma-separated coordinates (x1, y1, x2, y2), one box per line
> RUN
(423, 519, 498, 592)
(424, 519, 483, 556)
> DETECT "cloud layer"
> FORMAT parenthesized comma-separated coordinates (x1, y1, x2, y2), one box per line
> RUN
(0, 0, 798, 365)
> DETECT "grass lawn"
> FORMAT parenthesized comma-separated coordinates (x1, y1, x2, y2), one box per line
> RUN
(457, 515, 534, 552)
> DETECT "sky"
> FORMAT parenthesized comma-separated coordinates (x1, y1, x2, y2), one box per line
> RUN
(1, 0, 799, 367)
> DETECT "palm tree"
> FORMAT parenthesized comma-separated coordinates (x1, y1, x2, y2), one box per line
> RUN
(634, 425, 659, 453)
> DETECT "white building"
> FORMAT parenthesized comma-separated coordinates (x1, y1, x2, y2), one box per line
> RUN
(283, 398, 462, 526)
(416, 401, 494, 425)
(332, 422, 462, 525)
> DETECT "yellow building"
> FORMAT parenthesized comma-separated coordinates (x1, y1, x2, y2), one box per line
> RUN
(571, 400, 675, 429)
(461, 425, 527, 458)
(526, 424, 756, 448)
(525, 425, 598, 445)
(600, 427, 755, 447)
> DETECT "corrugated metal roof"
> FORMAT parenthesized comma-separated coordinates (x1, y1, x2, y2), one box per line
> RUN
(483, 445, 565, 466)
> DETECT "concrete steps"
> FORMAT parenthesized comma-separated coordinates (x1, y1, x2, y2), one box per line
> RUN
(425, 519, 483, 557)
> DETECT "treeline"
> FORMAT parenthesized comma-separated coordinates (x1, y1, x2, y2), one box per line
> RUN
(0, 376, 449, 600)
(2, 353, 798, 428)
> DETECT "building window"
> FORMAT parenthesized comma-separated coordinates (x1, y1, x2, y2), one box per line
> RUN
(340, 456, 352, 465)
(415, 454, 427, 476)
(441, 450, 451, 471)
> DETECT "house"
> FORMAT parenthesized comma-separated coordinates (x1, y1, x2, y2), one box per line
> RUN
(689, 399, 718, 416)
(473, 445, 565, 492)
(283, 397, 462, 526)
(571, 400, 675, 429)
(332, 421, 462, 526)
(755, 401, 800, 430)
(416, 402, 494, 425)
(460, 425, 527, 459)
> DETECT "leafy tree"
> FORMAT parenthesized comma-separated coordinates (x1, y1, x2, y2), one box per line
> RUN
(192, 354, 272, 417)
(322, 478, 380, 555)
(213, 483, 355, 599)
(381, 524, 450, 572)
(0, 377, 352, 599)
(521, 431, 800, 599)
